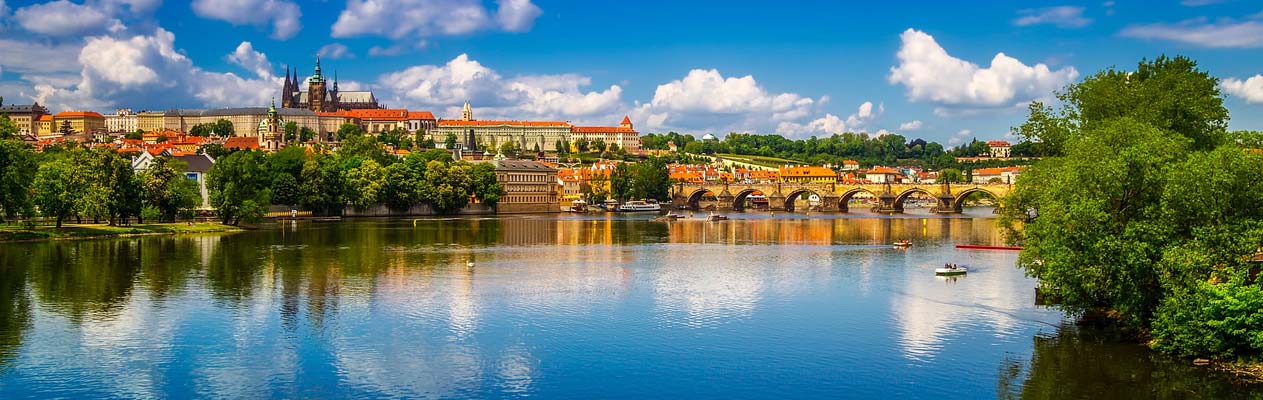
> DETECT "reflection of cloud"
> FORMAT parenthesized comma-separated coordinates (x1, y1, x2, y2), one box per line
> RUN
(653, 245, 765, 328)
(892, 251, 1028, 362)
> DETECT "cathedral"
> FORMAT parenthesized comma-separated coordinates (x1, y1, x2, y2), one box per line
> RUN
(281, 57, 381, 112)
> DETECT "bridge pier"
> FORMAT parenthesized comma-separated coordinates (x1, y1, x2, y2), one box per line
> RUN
(818, 196, 842, 212)
(873, 191, 902, 214)
(933, 195, 962, 214)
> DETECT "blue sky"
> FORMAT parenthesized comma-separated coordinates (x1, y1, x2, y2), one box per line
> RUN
(2, 0, 1263, 146)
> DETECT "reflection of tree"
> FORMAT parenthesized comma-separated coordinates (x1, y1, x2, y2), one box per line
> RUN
(0, 252, 31, 370)
(998, 325, 1257, 399)
(27, 242, 140, 321)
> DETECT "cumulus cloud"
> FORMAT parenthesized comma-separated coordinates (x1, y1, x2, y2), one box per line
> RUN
(1013, 6, 1091, 28)
(376, 53, 622, 122)
(33, 28, 279, 111)
(633, 68, 824, 133)
(899, 120, 923, 130)
(15, 0, 123, 37)
(775, 101, 882, 137)
(332, 0, 542, 46)
(191, 0, 302, 40)
(227, 42, 274, 79)
(889, 28, 1078, 114)
(495, 0, 542, 32)
(1121, 17, 1263, 48)
(318, 43, 354, 59)
(1222, 75, 1263, 103)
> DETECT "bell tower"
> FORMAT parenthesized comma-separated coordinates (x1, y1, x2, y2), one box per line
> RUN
(307, 56, 327, 112)
(461, 100, 473, 121)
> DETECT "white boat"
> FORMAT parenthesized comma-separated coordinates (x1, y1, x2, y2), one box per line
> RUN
(706, 214, 729, 221)
(893, 240, 912, 248)
(618, 200, 662, 212)
(935, 264, 968, 275)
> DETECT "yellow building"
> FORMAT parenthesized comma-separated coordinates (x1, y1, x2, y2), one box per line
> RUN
(571, 116, 642, 153)
(137, 111, 167, 132)
(49, 111, 105, 137)
(0, 103, 49, 137)
(779, 166, 838, 184)
(35, 115, 53, 138)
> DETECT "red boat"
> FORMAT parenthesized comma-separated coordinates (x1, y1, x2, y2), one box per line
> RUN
(955, 244, 1022, 251)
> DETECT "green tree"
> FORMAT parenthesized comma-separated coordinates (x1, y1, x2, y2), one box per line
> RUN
(207, 150, 272, 225)
(381, 161, 419, 210)
(938, 168, 964, 183)
(212, 119, 234, 137)
(33, 158, 82, 228)
(632, 157, 671, 201)
(555, 139, 567, 155)
(609, 163, 632, 201)
(336, 123, 363, 141)
(998, 56, 1263, 359)
(470, 162, 502, 207)
(0, 140, 36, 222)
(444, 133, 458, 149)
(300, 154, 343, 214)
(0, 114, 18, 140)
(343, 159, 385, 208)
(283, 121, 299, 143)
(140, 157, 198, 222)
(421, 160, 472, 213)
(271, 173, 301, 206)
(299, 126, 316, 143)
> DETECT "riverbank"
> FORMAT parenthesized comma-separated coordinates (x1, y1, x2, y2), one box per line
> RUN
(0, 223, 243, 243)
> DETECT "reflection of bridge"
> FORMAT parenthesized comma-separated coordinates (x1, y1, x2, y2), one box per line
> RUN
(671, 182, 1011, 213)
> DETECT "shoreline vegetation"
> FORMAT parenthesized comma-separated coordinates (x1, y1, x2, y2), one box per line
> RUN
(0, 222, 243, 243)
(999, 55, 1263, 379)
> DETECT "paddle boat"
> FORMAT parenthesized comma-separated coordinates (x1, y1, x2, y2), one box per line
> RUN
(935, 263, 968, 276)
(893, 240, 912, 248)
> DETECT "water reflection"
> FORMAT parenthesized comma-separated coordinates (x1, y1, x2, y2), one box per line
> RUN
(0, 213, 1257, 397)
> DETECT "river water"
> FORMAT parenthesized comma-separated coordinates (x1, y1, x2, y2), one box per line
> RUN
(0, 210, 1258, 399)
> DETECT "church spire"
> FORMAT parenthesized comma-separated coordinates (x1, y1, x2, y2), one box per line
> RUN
(462, 100, 473, 121)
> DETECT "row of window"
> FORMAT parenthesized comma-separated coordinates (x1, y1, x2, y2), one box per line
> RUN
(504, 195, 556, 204)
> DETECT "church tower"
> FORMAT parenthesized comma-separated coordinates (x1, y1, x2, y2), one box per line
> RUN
(259, 99, 284, 152)
(461, 100, 473, 121)
(307, 57, 327, 112)
(620, 115, 633, 130)
(281, 67, 294, 108)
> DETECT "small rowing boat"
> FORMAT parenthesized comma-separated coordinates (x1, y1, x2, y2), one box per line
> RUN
(936, 263, 968, 275)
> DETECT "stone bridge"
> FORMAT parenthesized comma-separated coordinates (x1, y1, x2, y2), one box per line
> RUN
(670, 182, 1012, 214)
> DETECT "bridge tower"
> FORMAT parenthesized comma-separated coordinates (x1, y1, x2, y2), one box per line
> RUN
(873, 182, 901, 214)
(934, 182, 963, 214)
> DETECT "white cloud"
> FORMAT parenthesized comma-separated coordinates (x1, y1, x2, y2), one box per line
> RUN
(227, 42, 274, 79)
(774, 101, 881, 137)
(1014, 6, 1092, 28)
(332, 0, 541, 45)
(1121, 17, 1263, 48)
(318, 43, 354, 59)
(33, 28, 279, 111)
(1222, 75, 1263, 103)
(1181, 0, 1226, 6)
(640, 68, 819, 130)
(899, 120, 923, 130)
(957, 129, 971, 136)
(495, 0, 542, 32)
(15, 0, 123, 37)
(889, 28, 1078, 114)
(376, 53, 622, 122)
(191, 0, 302, 40)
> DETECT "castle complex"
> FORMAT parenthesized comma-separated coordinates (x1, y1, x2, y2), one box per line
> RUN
(281, 58, 380, 112)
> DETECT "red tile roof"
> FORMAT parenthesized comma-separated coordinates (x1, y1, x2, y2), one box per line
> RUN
(407, 111, 436, 120)
(571, 126, 635, 133)
(223, 136, 260, 150)
(621, 116, 632, 125)
(346, 109, 409, 121)
(987, 140, 1011, 147)
(437, 120, 570, 127)
(55, 111, 105, 119)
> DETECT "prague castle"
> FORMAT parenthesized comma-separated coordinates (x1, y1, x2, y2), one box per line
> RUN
(281, 57, 380, 112)
(428, 102, 641, 153)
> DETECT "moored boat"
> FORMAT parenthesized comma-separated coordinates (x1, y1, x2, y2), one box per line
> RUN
(893, 240, 912, 248)
(617, 200, 662, 212)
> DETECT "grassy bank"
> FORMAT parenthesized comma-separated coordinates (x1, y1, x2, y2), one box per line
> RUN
(0, 223, 243, 243)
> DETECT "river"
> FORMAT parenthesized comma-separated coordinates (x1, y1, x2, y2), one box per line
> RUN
(0, 209, 1258, 398)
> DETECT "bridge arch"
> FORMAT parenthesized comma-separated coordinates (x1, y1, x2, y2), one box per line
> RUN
(952, 187, 1000, 211)
(894, 188, 945, 212)
(685, 188, 719, 210)
(783, 188, 826, 212)
(732, 189, 766, 211)
(838, 188, 880, 212)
